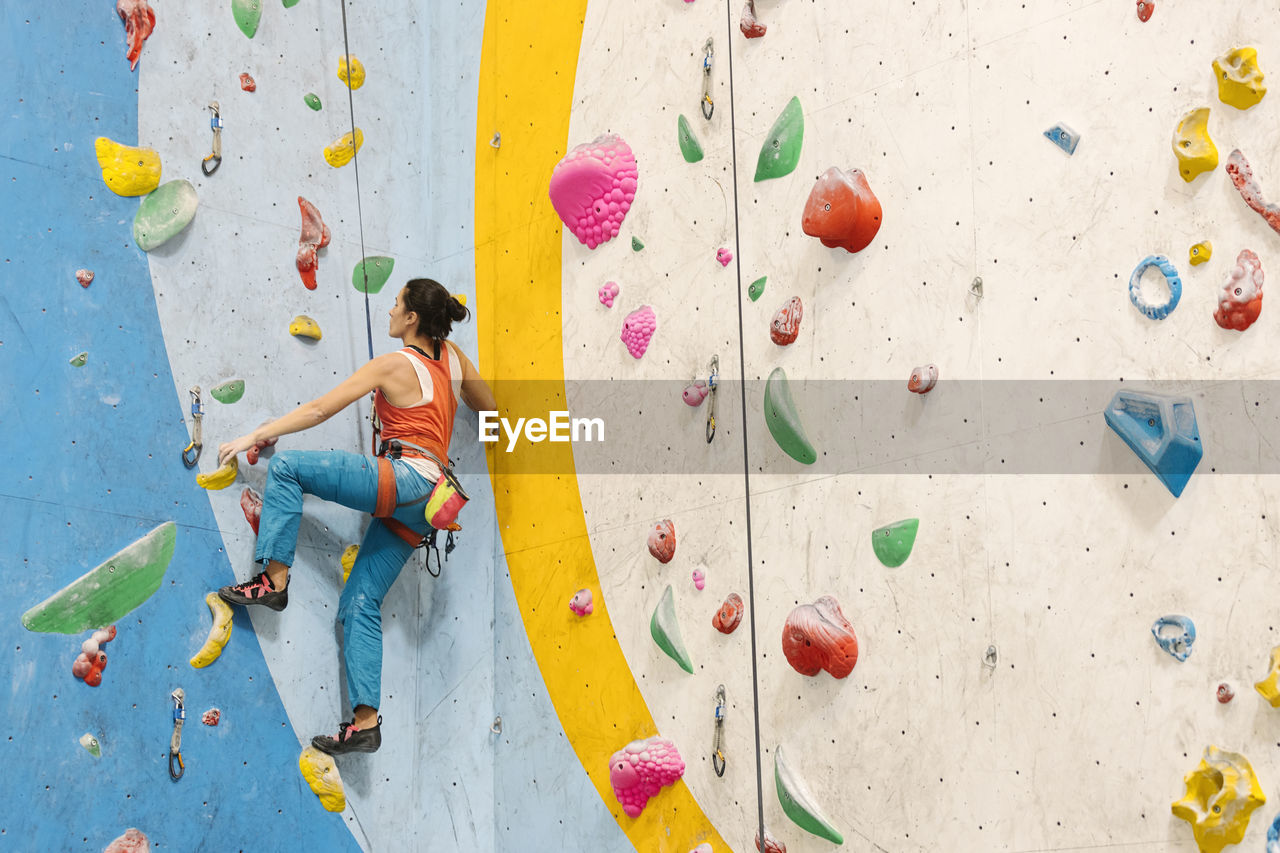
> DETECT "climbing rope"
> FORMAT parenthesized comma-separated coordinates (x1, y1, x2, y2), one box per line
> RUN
(337, 0, 375, 363)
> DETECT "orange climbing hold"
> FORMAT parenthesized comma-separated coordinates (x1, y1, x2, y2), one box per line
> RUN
(801, 166, 883, 254)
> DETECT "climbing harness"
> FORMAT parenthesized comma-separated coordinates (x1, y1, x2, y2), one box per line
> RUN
(711, 684, 726, 777)
(705, 355, 719, 444)
(202, 103, 222, 176)
(169, 688, 186, 780)
(182, 386, 203, 468)
(370, 435, 461, 578)
(701, 39, 715, 120)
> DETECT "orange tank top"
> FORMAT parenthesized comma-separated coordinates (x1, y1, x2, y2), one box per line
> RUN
(373, 344, 458, 463)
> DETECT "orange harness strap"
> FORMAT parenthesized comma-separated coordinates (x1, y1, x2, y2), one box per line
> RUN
(372, 457, 429, 548)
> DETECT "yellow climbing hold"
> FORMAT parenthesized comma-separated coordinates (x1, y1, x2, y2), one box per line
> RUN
(340, 545, 359, 583)
(337, 54, 365, 90)
(196, 457, 238, 491)
(289, 315, 322, 340)
(453, 293, 467, 306)
(1254, 644, 1280, 707)
(1213, 47, 1267, 111)
(1172, 107, 1218, 183)
(298, 746, 346, 812)
(1171, 746, 1265, 853)
(94, 137, 161, 197)
(323, 128, 364, 168)
(1190, 242, 1213, 266)
(189, 592, 233, 668)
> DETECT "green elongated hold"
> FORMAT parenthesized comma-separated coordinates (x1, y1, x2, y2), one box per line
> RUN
(677, 114, 704, 163)
(632, 236, 644, 251)
(650, 584, 693, 673)
(22, 522, 176, 633)
(755, 96, 804, 182)
(69, 352, 87, 367)
(749, 276, 767, 301)
(304, 92, 322, 111)
(133, 180, 198, 252)
(211, 379, 245, 404)
(872, 518, 919, 568)
(283, 0, 300, 6)
(353, 256, 395, 294)
(232, 0, 263, 38)
(764, 367, 816, 464)
(776, 744, 845, 844)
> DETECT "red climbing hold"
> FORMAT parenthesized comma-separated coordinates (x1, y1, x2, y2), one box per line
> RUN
(1214, 249, 1264, 332)
(117, 0, 156, 72)
(770, 297, 803, 345)
(782, 595, 859, 678)
(801, 166, 883, 254)
(240, 487, 262, 535)
(103, 828, 151, 853)
(1136, 0, 1153, 21)
(202, 708, 221, 726)
(713, 593, 744, 634)
(75, 269, 94, 287)
(239, 72, 257, 92)
(740, 0, 766, 38)
(1226, 150, 1280, 238)
(1217, 683, 1235, 703)
(296, 197, 331, 291)
(246, 436, 277, 465)
(647, 519, 676, 563)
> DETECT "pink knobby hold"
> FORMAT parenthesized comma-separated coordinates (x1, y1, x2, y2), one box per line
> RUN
(621, 306, 656, 358)
(569, 588, 594, 616)
(783, 595, 859, 678)
(104, 828, 151, 853)
(599, 281, 619, 308)
(548, 133, 639, 249)
(683, 380, 709, 407)
(716, 248, 733, 267)
(296, 197, 331, 291)
(202, 708, 221, 726)
(117, 0, 156, 72)
(239, 72, 256, 92)
(608, 736, 686, 817)
(692, 568, 705, 590)
(770, 297, 802, 345)
(1214, 249, 1263, 331)
(648, 519, 676, 563)
(73, 626, 116, 684)
(714, 593, 744, 634)
(240, 487, 262, 535)
(740, 0, 767, 37)
(1136, 0, 1153, 21)
(908, 364, 938, 394)
(76, 269, 94, 287)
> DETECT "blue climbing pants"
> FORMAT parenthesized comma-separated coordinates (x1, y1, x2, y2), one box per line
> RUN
(256, 449, 435, 711)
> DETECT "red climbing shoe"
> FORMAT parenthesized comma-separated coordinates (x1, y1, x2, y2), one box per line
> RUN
(312, 717, 382, 755)
(218, 571, 288, 611)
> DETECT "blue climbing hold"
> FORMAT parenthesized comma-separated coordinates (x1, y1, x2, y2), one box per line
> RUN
(1151, 614, 1196, 662)
(1128, 255, 1182, 320)
(1104, 391, 1201, 498)
(1266, 811, 1280, 853)
(1043, 123, 1080, 155)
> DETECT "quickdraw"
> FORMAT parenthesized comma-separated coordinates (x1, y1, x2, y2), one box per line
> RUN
(705, 355, 719, 444)
(169, 688, 186, 781)
(182, 386, 203, 468)
(202, 102, 222, 176)
(711, 684, 726, 777)
(701, 39, 715, 120)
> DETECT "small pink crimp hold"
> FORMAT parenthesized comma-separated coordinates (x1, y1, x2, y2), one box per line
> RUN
(692, 568, 705, 590)
(608, 736, 686, 817)
(569, 588, 593, 616)
(621, 305, 656, 358)
(548, 133, 639, 250)
(599, 281, 619, 308)
(75, 269, 94, 287)
(202, 708, 221, 726)
(716, 248, 733, 267)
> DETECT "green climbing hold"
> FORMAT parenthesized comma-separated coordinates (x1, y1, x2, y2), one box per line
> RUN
(754, 96, 804, 182)
(677, 114, 704, 163)
(232, 0, 263, 38)
(283, 0, 300, 6)
(211, 379, 246, 404)
(133, 180, 198, 252)
(650, 584, 693, 674)
(352, 256, 395, 294)
(872, 518, 919, 568)
(22, 522, 177, 634)
(764, 367, 816, 464)
(775, 744, 845, 844)
(749, 276, 767, 301)
(304, 92, 322, 111)
(632, 236, 644, 251)
(69, 352, 87, 367)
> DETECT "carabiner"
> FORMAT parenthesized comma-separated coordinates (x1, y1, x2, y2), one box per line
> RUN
(705, 355, 719, 444)
(182, 386, 203, 468)
(701, 39, 714, 121)
(711, 684, 726, 777)
(169, 688, 186, 781)
(202, 102, 222, 176)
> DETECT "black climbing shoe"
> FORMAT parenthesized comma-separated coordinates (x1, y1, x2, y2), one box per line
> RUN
(218, 571, 288, 611)
(312, 717, 382, 755)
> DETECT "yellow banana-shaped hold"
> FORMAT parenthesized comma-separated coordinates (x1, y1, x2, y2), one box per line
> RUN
(94, 136, 162, 197)
(196, 456, 239, 490)
(340, 544, 359, 583)
(289, 314, 323, 340)
(190, 591, 233, 668)
(323, 128, 363, 168)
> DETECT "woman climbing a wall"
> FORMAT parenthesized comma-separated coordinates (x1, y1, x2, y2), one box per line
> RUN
(215, 277, 496, 755)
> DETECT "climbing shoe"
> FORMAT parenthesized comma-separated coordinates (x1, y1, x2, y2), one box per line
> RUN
(217, 571, 288, 611)
(312, 717, 382, 755)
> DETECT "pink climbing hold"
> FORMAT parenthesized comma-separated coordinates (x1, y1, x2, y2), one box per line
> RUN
(770, 297, 803, 345)
(1214, 249, 1264, 331)
(103, 828, 151, 853)
(713, 593, 744, 634)
(648, 519, 676, 563)
(683, 380, 709, 406)
(621, 305, 656, 358)
(117, 0, 156, 72)
(548, 133, 639, 250)
(202, 708, 221, 726)
(1226, 150, 1280, 237)
(75, 269, 94, 287)
(692, 568, 705, 590)
(296, 196, 331, 291)
(1136, 0, 1153, 21)
(239, 72, 257, 92)
(569, 588, 594, 616)
(740, 0, 767, 38)
(599, 281, 619, 308)
(608, 736, 686, 817)
(240, 487, 262, 535)
(801, 166, 884, 253)
(716, 248, 733, 267)
(783, 595, 859, 679)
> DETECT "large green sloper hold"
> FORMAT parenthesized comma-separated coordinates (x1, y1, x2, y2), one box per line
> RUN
(754, 96, 804, 181)
(764, 367, 817, 464)
(776, 743, 845, 844)
(352, 256, 395, 294)
(650, 584, 693, 673)
(872, 518, 919, 567)
(134, 180, 199, 252)
(677, 114, 704, 163)
(211, 379, 246, 404)
(232, 0, 263, 38)
(22, 522, 177, 633)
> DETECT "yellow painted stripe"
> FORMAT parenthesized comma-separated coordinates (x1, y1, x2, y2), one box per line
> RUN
(474, 3, 727, 851)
